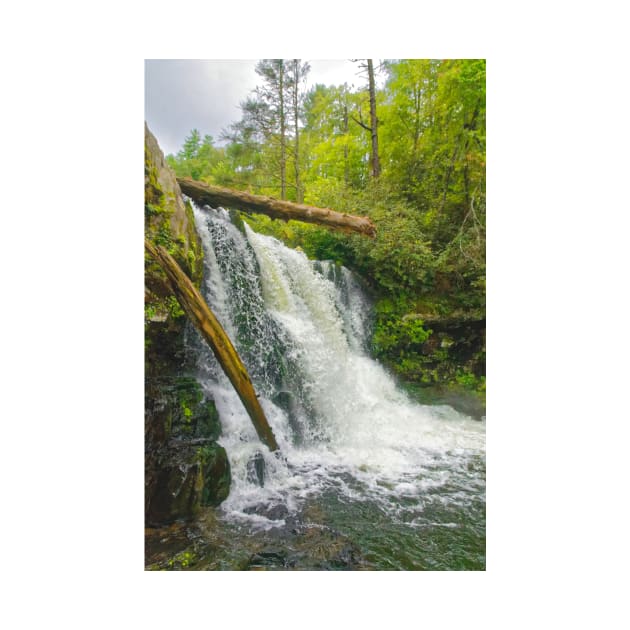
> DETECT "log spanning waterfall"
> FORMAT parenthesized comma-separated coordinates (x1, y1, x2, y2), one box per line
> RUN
(190, 202, 485, 569)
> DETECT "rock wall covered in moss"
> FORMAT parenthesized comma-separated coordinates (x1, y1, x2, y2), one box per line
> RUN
(144, 123, 230, 526)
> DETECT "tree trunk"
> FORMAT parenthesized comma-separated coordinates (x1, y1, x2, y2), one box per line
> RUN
(279, 62, 287, 200)
(412, 84, 421, 158)
(144, 239, 279, 452)
(292, 60, 302, 203)
(343, 103, 349, 187)
(178, 178, 376, 237)
(367, 59, 381, 179)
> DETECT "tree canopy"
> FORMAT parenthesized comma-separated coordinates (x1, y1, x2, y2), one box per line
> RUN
(166, 59, 486, 393)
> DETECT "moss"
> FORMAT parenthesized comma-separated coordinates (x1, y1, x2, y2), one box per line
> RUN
(145, 138, 203, 345)
(166, 295, 185, 319)
(145, 126, 230, 525)
(229, 209, 246, 234)
(367, 290, 485, 391)
(196, 444, 231, 507)
(144, 303, 157, 322)
(144, 151, 163, 208)
(156, 223, 172, 246)
(183, 199, 204, 286)
(166, 550, 198, 570)
(146, 375, 228, 524)
(145, 203, 162, 218)
(144, 146, 174, 221)
(169, 378, 221, 440)
(187, 248, 198, 279)
(455, 370, 486, 396)
(196, 401, 221, 441)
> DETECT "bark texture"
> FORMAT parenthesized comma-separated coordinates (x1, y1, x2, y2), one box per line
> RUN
(367, 59, 381, 179)
(177, 178, 376, 237)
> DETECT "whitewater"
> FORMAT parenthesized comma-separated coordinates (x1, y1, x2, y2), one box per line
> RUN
(188, 202, 485, 566)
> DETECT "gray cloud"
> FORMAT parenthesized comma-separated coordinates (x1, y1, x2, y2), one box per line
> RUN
(145, 59, 383, 156)
(145, 59, 259, 155)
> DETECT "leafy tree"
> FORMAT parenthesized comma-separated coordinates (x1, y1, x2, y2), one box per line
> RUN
(301, 83, 369, 194)
(229, 59, 310, 201)
(350, 59, 382, 179)
(165, 58, 486, 390)
(377, 59, 486, 293)
(242, 60, 290, 198)
(288, 59, 310, 202)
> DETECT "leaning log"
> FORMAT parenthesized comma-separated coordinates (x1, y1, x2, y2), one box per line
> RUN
(177, 178, 376, 238)
(145, 239, 279, 452)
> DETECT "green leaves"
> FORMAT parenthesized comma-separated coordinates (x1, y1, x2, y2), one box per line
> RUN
(163, 59, 485, 389)
(166, 295, 185, 319)
(167, 132, 225, 183)
(372, 297, 431, 356)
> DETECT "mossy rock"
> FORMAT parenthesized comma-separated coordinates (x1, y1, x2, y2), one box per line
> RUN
(171, 377, 221, 440)
(145, 124, 229, 527)
(146, 373, 226, 525)
(148, 457, 204, 525)
(146, 441, 231, 525)
(197, 444, 231, 507)
(144, 123, 204, 353)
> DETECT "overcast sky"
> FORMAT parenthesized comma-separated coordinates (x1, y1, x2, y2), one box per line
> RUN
(145, 59, 384, 156)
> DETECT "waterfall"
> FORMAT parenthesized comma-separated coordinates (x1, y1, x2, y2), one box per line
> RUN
(191, 203, 485, 531)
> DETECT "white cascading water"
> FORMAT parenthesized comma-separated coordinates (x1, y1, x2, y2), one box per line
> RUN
(191, 203, 485, 530)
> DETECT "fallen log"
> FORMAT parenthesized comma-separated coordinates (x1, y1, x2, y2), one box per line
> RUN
(177, 178, 376, 238)
(145, 239, 279, 452)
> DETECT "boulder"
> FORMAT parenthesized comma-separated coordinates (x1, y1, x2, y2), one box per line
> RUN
(246, 451, 266, 487)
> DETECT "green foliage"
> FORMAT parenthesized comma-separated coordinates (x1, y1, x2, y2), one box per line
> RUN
(166, 550, 197, 570)
(166, 295, 185, 319)
(154, 221, 173, 249)
(215, 59, 311, 201)
(301, 84, 369, 191)
(455, 371, 486, 395)
(187, 247, 197, 275)
(372, 297, 431, 356)
(144, 303, 157, 322)
(455, 371, 477, 388)
(145, 203, 163, 218)
(166, 130, 225, 182)
(166, 59, 485, 389)
(297, 226, 354, 266)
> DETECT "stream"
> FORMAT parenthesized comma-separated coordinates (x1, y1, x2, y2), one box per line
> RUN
(146, 203, 485, 570)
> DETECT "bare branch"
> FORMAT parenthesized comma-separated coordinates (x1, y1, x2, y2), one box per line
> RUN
(350, 114, 372, 132)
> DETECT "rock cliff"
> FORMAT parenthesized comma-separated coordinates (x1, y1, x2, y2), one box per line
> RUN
(144, 123, 230, 525)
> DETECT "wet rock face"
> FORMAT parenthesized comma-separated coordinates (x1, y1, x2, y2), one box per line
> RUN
(145, 376, 230, 525)
(145, 507, 371, 571)
(170, 377, 221, 441)
(149, 456, 204, 524)
(147, 442, 231, 525)
(245, 524, 365, 571)
(145, 124, 230, 526)
(246, 451, 266, 487)
(199, 444, 231, 507)
(144, 123, 203, 285)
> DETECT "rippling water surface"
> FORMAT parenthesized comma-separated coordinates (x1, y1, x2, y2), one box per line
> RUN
(148, 204, 486, 570)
